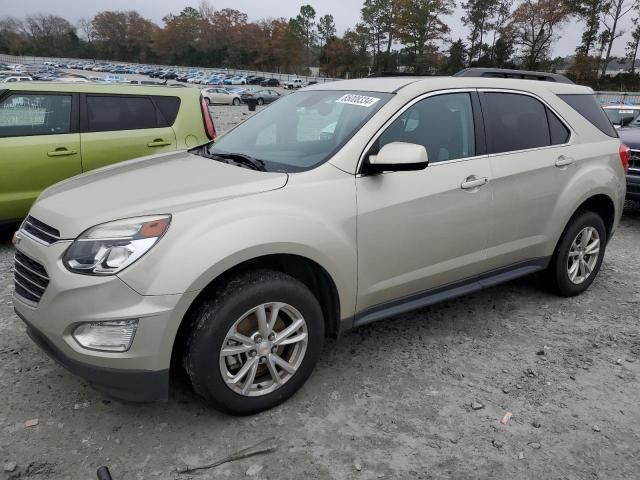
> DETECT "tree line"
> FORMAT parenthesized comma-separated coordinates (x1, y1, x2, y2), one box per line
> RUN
(1, 0, 640, 88)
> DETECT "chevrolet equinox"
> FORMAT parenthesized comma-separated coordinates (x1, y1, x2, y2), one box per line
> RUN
(13, 74, 628, 415)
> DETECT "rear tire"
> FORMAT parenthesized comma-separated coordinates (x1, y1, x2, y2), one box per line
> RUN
(546, 210, 607, 297)
(257, 98, 264, 106)
(205, 97, 211, 106)
(232, 98, 240, 106)
(184, 270, 324, 415)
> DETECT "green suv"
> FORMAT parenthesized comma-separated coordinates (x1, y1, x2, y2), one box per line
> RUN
(0, 83, 216, 222)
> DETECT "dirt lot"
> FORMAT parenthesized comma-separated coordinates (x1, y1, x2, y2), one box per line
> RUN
(1, 104, 640, 479)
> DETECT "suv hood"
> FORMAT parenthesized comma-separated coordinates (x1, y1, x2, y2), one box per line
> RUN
(30, 150, 288, 239)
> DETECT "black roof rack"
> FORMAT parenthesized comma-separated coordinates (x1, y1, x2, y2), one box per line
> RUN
(367, 71, 436, 78)
(454, 68, 574, 84)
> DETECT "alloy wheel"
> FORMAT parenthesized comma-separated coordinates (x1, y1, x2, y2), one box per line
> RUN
(219, 302, 308, 397)
(567, 226, 600, 285)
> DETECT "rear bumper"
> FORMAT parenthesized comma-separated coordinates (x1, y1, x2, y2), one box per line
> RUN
(627, 172, 640, 200)
(18, 310, 169, 402)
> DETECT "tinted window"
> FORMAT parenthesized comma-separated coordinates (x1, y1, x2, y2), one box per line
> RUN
(559, 94, 617, 138)
(546, 107, 570, 145)
(153, 96, 180, 126)
(0, 94, 71, 137)
(86, 95, 157, 132)
(483, 93, 550, 153)
(379, 92, 475, 162)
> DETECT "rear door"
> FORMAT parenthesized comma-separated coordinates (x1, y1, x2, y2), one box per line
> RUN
(0, 91, 81, 220)
(479, 90, 576, 269)
(80, 94, 177, 172)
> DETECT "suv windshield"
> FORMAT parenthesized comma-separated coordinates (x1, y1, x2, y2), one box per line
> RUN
(200, 90, 392, 172)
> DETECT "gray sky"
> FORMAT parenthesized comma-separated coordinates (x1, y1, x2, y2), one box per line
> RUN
(2, 0, 635, 58)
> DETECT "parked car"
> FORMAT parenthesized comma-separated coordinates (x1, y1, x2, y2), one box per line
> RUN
(616, 127, 640, 199)
(603, 105, 640, 128)
(1, 76, 32, 83)
(224, 76, 247, 85)
(13, 72, 627, 415)
(0, 83, 216, 221)
(202, 87, 242, 106)
(249, 76, 265, 85)
(240, 88, 281, 105)
(260, 78, 280, 87)
(284, 78, 304, 89)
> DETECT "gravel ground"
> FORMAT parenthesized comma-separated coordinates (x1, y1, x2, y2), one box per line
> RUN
(1, 103, 639, 479)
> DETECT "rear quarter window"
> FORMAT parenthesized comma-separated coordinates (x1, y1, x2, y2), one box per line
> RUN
(558, 94, 617, 138)
(153, 96, 180, 126)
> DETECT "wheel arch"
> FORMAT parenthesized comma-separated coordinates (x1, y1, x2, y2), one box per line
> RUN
(170, 253, 342, 369)
(567, 193, 616, 241)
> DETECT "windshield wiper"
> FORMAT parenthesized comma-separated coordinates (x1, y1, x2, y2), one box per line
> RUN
(210, 151, 267, 172)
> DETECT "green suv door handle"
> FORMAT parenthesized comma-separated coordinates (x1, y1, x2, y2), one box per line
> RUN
(47, 148, 77, 157)
(147, 139, 172, 147)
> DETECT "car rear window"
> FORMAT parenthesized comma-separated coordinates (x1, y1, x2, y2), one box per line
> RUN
(153, 96, 180, 126)
(86, 95, 157, 132)
(558, 94, 617, 138)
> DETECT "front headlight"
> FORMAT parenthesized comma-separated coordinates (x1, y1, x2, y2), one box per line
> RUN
(63, 215, 171, 275)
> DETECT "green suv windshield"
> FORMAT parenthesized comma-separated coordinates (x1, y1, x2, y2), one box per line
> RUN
(200, 90, 392, 172)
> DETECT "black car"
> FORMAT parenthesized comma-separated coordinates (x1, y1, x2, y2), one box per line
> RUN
(249, 76, 265, 85)
(618, 127, 640, 200)
(260, 78, 280, 87)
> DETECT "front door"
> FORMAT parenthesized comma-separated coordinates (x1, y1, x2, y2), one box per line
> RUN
(356, 91, 492, 313)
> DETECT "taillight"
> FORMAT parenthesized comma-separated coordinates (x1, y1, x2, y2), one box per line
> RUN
(619, 143, 630, 173)
(200, 96, 217, 140)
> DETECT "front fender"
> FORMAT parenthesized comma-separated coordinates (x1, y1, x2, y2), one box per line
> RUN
(117, 165, 358, 319)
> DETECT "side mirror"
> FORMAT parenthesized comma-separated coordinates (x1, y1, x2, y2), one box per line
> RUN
(366, 142, 429, 174)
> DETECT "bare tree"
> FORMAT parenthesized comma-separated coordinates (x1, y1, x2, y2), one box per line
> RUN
(600, 0, 637, 77)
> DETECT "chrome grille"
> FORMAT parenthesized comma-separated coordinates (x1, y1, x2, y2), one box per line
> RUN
(21, 216, 61, 245)
(14, 251, 49, 305)
(630, 149, 640, 173)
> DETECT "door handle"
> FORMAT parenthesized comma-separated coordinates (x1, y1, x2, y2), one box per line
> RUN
(147, 139, 172, 147)
(460, 176, 489, 190)
(555, 155, 574, 167)
(47, 148, 77, 157)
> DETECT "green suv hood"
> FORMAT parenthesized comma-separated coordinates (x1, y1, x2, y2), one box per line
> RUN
(30, 151, 288, 239)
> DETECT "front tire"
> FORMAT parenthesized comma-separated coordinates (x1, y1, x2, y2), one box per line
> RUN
(205, 97, 211, 106)
(546, 210, 607, 297)
(232, 97, 240, 106)
(257, 98, 264, 106)
(184, 270, 324, 415)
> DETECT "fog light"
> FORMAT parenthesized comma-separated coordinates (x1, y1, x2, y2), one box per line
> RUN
(73, 320, 138, 352)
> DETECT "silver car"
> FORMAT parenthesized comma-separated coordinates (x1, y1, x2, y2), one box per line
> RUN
(13, 73, 628, 415)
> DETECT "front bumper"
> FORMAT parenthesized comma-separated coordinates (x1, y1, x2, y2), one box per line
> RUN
(627, 172, 640, 200)
(18, 310, 169, 402)
(12, 231, 200, 402)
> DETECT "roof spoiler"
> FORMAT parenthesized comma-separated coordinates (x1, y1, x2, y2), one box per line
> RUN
(454, 68, 574, 84)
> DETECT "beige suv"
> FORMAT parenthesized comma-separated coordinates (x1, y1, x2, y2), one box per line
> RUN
(13, 72, 628, 415)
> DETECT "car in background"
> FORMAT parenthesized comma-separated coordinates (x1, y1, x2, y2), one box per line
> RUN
(284, 78, 304, 89)
(616, 127, 640, 200)
(260, 78, 280, 87)
(202, 87, 242, 106)
(204, 77, 224, 86)
(603, 105, 640, 128)
(0, 83, 216, 221)
(248, 76, 265, 85)
(240, 88, 281, 105)
(1, 76, 32, 83)
(224, 76, 247, 85)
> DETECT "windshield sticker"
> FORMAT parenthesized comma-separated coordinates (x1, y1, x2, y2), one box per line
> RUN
(619, 110, 634, 114)
(336, 94, 381, 107)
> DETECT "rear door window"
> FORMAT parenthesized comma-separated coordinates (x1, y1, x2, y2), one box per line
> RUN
(558, 94, 617, 137)
(546, 107, 571, 145)
(0, 93, 72, 137)
(483, 92, 551, 154)
(86, 95, 157, 132)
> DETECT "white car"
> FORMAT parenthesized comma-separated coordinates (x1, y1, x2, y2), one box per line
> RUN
(1, 76, 32, 83)
(202, 87, 242, 106)
(285, 78, 304, 89)
(603, 105, 640, 128)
